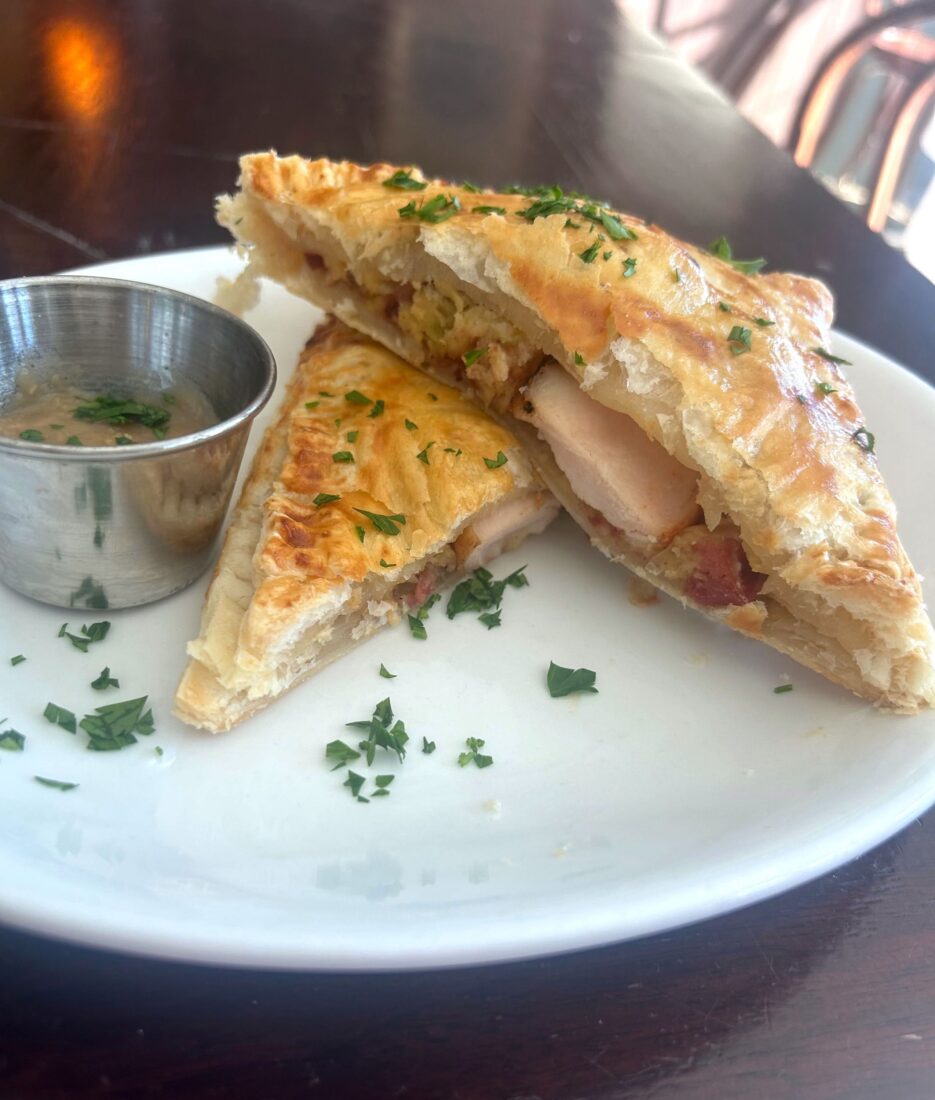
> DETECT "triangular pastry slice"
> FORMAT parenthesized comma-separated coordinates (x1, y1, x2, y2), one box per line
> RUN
(215, 153, 935, 711)
(175, 318, 558, 731)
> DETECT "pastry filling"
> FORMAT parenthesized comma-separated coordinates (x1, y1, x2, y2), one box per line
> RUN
(298, 253, 765, 611)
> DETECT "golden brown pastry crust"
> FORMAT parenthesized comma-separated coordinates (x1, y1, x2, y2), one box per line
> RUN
(175, 318, 552, 731)
(215, 153, 935, 710)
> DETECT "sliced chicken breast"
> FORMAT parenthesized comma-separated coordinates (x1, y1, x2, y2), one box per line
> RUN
(516, 362, 700, 550)
(455, 489, 560, 573)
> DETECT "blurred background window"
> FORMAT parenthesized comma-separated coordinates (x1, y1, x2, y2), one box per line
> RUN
(623, 0, 935, 284)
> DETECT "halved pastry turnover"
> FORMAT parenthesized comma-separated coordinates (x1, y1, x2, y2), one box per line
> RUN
(175, 318, 558, 731)
(215, 153, 935, 711)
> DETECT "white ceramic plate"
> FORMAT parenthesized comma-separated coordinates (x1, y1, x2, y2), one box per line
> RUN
(1, 247, 934, 971)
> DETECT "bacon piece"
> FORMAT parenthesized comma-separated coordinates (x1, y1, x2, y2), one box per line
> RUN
(685, 534, 766, 607)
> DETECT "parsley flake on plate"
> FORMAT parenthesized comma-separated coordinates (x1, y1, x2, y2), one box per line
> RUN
(422, 737, 436, 755)
(345, 697, 409, 766)
(10, 654, 25, 666)
(773, 684, 794, 694)
(325, 739, 362, 770)
(90, 667, 119, 691)
(0, 730, 25, 751)
(458, 737, 494, 769)
(34, 776, 78, 791)
(547, 661, 598, 697)
(43, 702, 77, 734)
(379, 664, 396, 679)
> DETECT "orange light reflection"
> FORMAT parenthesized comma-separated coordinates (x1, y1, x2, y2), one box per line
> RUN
(44, 18, 119, 123)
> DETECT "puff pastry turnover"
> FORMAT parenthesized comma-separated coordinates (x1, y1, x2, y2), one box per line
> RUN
(175, 319, 558, 731)
(216, 153, 935, 711)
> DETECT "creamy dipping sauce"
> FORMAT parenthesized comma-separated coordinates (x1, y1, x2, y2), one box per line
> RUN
(0, 376, 217, 447)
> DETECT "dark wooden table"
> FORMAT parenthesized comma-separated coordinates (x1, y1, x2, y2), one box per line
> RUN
(3, 2, 935, 1097)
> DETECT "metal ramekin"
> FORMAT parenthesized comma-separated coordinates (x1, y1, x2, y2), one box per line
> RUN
(0, 276, 276, 609)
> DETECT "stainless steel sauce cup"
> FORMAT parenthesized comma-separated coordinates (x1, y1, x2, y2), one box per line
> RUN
(0, 276, 276, 609)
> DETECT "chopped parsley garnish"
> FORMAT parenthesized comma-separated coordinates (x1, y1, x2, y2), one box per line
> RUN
(416, 442, 435, 465)
(672, 268, 681, 283)
(382, 169, 427, 191)
(59, 619, 110, 653)
(20, 428, 44, 442)
(90, 667, 119, 691)
(478, 610, 501, 629)
(461, 181, 481, 193)
(319, 390, 334, 397)
(547, 661, 598, 697)
(422, 737, 436, 754)
(773, 684, 794, 694)
(404, 419, 418, 431)
(379, 664, 396, 679)
(398, 193, 461, 223)
(344, 770, 368, 801)
(0, 729, 24, 751)
(446, 565, 527, 625)
(325, 739, 361, 770)
(462, 346, 488, 367)
(718, 301, 731, 312)
(754, 317, 775, 327)
(344, 390, 372, 405)
(708, 235, 766, 275)
(346, 697, 409, 765)
(368, 399, 385, 418)
(49, 423, 64, 429)
(313, 492, 341, 507)
(428, 393, 438, 401)
(473, 205, 506, 216)
(813, 346, 851, 366)
(483, 451, 508, 469)
(304, 400, 319, 410)
(354, 508, 406, 535)
(380, 559, 395, 569)
(599, 209, 638, 241)
(332, 451, 354, 464)
(371, 775, 395, 798)
(346, 430, 359, 443)
(622, 257, 637, 278)
(10, 655, 25, 666)
(66, 435, 82, 446)
(34, 776, 78, 791)
(354, 525, 365, 543)
(727, 325, 752, 356)
(852, 426, 875, 453)
(574, 352, 585, 365)
(458, 737, 493, 769)
(43, 702, 77, 734)
(408, 615, 427, 640)
(444, 447, 463, 456)
(579, 240, 601, 264)
(815, 382, 837, 396)
(79, 696, 154, 751)
(564, 218, 581, 229)
(602, 251, 612, 261)
(73, 395, 170, 435)
(795, 394, 808, 405)
(115, 435, 133, 446)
